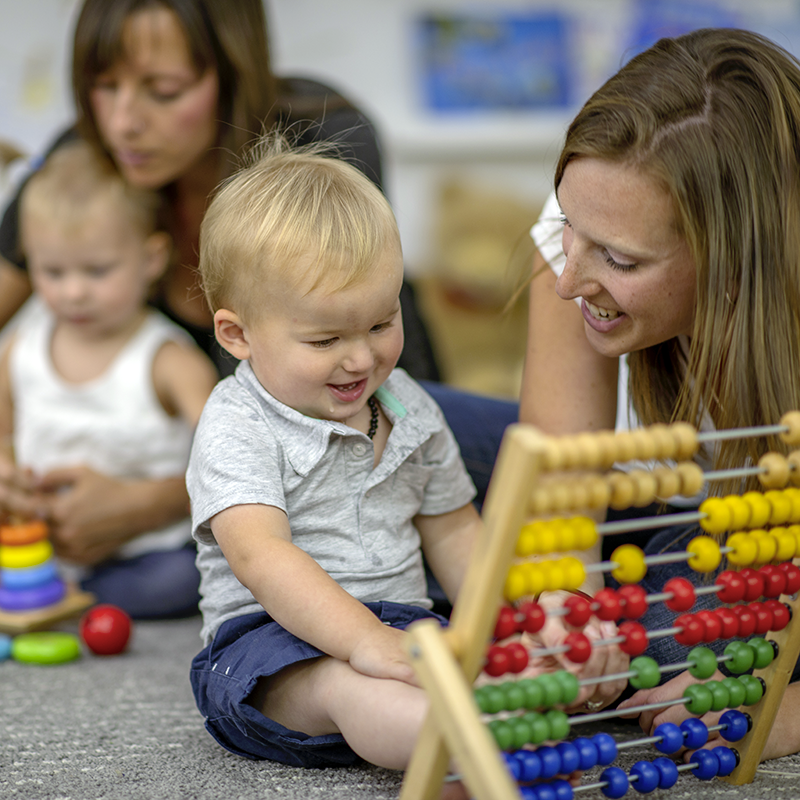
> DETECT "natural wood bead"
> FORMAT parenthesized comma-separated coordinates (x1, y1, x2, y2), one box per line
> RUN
(780, 411, 800, 446)
(647, 423, 677, 460)
(612, 432, 639, 463)
(629, 429, 660, 461)
(594, 431, 620, 469)
(629, 470, 659, 507)
(788, 451, 800, 487)
(584, 475, 612, 509)
(608, 472, 636, 510)
(671, 422, 699, 460)
(675, 462, 705, 497)
(572, 433, 605, 470)
(758, 452, 791, 489)
(652, 466, 682, 498)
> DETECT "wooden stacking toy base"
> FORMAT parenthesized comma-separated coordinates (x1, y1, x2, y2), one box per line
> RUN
(0, 583, 95, 634)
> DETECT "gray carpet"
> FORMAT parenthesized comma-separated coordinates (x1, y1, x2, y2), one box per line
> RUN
(1, 616, 799, 799)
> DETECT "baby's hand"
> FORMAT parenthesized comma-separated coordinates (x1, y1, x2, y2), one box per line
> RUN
(348, 623, 419, 687)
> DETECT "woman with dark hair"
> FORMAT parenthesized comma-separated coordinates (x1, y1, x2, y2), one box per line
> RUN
(0, 0, 439, 614)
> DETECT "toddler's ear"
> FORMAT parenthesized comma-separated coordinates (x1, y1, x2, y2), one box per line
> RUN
(214, 309, 251, 359)
(144, 232, 172, 282)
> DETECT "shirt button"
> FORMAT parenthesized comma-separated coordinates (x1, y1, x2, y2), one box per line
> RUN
(352, 443, 368, 457)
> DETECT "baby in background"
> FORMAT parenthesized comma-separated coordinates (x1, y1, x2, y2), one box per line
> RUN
(187, 137, 480, 785)
(0, 139, 217, 618)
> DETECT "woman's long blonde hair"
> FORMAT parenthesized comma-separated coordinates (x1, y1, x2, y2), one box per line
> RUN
(556, 28, 800, 478)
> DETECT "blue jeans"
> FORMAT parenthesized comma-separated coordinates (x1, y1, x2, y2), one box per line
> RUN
(80, 542, 200, 619)
(190, 602, 447, 766)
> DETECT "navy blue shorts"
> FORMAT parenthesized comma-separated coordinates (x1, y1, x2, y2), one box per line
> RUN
(190, 601, 446, 767)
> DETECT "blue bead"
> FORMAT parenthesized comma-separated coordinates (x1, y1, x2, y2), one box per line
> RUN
(691, 749, 719, 780)
(538, 746, 562, 780)
(0, 633, 12, 662)
(630, 761, 660, 793)
(654, 722, 683, 754)
(518, 750, 542, 782)
(504, 751, 522, 781)
(712, 745, 737, 777)
(534, 785, 558, 800)
(593, 733, 618, 765)
(520, 786, 538, 800)
(719, 709, 750, 743)
(551, 778, 575, 800)
(601, 766, 629, 799)
(572, 736, 599, 770)
(556, 742, 580, 775)
(653, 757, 679, 789)
(681, 718, 709, 749)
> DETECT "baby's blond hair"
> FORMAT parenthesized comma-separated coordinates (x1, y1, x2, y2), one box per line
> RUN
(199, 135, 401, 323)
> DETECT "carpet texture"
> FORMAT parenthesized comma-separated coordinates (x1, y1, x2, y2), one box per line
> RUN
(2, 616, 799, 799)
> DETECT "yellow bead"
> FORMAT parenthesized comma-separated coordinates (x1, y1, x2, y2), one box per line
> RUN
(516, 524, 538, 557)
(552, 519, 574, 551)
(749, 530, 778, 564)
(561, 557, 586, 591)
(765, 490, 793, 526)
(537, 523, 560, 555)
(699, 497, 733, 534)
(788, 524, 800, 555)
(0, 539, 52, 569)
(785, 487, 800, 521)
(571, 516, 598, 551)
(772, 527, 796, 561)
(525, 562, 548, 597)
(725, 532, 757, 566)
(743, 492, 772, 528)
(540, 560, 564, 592)
(723, 495, 752, 529)
(611, 544, 647, 584)
(687, 536, 722, 573)
(504, 564, 527, 602)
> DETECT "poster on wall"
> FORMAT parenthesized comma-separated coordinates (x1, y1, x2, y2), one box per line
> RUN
(416, 12, 572, 112)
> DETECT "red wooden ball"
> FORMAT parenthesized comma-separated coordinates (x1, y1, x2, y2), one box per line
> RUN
(79, 604, 132, 656)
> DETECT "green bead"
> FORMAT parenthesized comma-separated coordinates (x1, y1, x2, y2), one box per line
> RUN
(545, 709, 570, 742)
(554, 670, 580, 705)
(522, 711, 551, 744)
(518, 678, 544, 710)
(748, 638, 775, 670)
(537, 674, 563, 707)
(683, 683, 713, 715)
(721, 676, 747, 708)
(724, 641, 755, 674)
(11, 632, 81, 665)
(630, 656, 661, 689)
(738, 674, 765, 706)
(488, 719, 514, 750)
(502, 681, 526, 711)
(688, 646, 718, 680)
(706, 680, 730, 712)
(510, 717, 533, 749)
(473, 686, 490, 713)
(481, 685, 506, 714)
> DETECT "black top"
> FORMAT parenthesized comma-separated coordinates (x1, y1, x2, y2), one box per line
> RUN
(0, 77, 440, 381)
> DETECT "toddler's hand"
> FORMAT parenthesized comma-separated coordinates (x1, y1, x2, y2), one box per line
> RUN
(348, 623, 419, 687)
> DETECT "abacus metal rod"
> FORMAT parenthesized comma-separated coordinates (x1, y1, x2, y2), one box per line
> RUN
(697, 423, 788, 443)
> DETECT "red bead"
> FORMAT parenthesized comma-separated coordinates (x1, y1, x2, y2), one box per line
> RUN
(563, 594, 593, 627)
(732, 606, 757, 637)
(618, 620, 648, 656)
(505, 641, 530, 673)
(484, 645, 510, 677)
(664, 577, 696, 612)
(716, 571, 746, 604)
(779, 562, 800, 594)
(739, 568, 765, 602)
(618, 584, 648, 619)
(759, 565, 787, 598)
(493, 606, 518, 640)
(564, 631, 592, 663)
(674, 613, 704, 646)
(748, 602, 773, 635)
(594, 588, 622, 621)
(714, 607, 739, 639)
(764, 599, 791, 631)
(519, 601, 546, 634)
(696, 609, 722, 643)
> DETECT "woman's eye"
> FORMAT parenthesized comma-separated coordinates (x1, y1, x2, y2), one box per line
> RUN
(604, 252, 638, 272)
(559, 213, 571, 228)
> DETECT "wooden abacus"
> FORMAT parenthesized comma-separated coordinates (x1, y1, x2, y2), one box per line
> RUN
(401, 413, 800, 800)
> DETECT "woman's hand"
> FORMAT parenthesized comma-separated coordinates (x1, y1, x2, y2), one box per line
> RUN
(520, 590, 630, 712)
(36, 466, 189, 565)
(0, 455, 42, 520)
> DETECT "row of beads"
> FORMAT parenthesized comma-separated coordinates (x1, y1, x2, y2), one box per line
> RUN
(700, 488, 800, 533)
